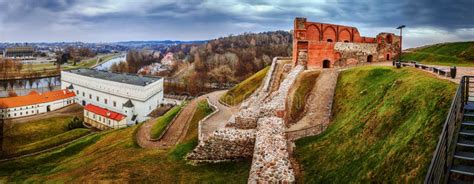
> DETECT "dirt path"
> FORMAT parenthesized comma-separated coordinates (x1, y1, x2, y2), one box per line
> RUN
(287, 69, 338, 131)
(136, 96, 205, 149)
(200, 90, 239, 140)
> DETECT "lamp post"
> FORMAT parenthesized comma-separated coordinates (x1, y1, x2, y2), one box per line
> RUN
(396, 25, 406, 63)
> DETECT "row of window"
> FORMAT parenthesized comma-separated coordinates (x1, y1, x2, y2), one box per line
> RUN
(1, 110, 38, 118)
(77, 90, 118, 107)
(86, 111, 113, 125)
(0, 105, 39, 112)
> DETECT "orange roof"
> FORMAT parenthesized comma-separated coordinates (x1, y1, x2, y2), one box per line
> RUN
(0, 89, 76, 108)
(84, 104, 126, 121)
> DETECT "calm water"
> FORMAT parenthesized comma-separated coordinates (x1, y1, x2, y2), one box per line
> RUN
(0, 76, 61, 97)
(94, 54, 126, 71)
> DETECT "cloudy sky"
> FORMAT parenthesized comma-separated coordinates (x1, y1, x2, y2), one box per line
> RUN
(0, 0, 473, 48)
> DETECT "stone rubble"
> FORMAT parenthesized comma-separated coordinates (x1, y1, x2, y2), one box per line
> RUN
(248, 117, 295, 183)
(186, 128, 256, 163)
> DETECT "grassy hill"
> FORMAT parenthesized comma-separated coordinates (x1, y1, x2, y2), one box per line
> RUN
(220, 66, 269, 106)
(2, 116, 90, 158)
(295, 66, 456, 183)
(403, 41, 474, 66)
(0, 100, 250, 183)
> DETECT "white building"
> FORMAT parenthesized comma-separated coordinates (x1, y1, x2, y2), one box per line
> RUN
(0, 90, 76, 119)
(61, 69, 164, 125)
(84, 104, 127, 130)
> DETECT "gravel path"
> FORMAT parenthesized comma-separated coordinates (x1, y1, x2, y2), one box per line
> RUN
(200, 90, 239, 140)
(136, 96, 205, 149)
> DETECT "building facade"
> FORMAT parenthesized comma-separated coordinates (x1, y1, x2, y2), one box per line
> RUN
(83, 104, 127, 130)
(293, 17, 401, 68)
(61, 69, 164, 125)
(3, 46, 35, 59)
(0, 90, 76, 119)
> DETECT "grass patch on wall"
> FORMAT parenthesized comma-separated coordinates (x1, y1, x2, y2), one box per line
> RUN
(287, 70, 319, 123)
(220, 66, 269, 106)
(295, 66, 456, 183)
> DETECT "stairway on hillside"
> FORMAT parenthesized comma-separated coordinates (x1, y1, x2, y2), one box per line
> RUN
(449, 83, 474, 183)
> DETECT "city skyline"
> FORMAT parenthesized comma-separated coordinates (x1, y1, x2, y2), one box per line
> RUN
(1, 0, 473, 48)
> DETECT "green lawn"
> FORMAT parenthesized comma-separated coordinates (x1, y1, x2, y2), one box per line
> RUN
(403, 41, 474, 66)
(220, 66, 269, 106)
(0, 100, 250, 183)
(295, 66, 456, 183)
(2, 116, 90, 157)
(150, 105, 183, 139)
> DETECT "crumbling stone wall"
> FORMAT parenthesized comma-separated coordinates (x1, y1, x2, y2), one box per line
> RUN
(186, 128, 256, 163)
(333, 42, 378, 67)
(187, 60, 302, 183)
(248, 117, 295, 183)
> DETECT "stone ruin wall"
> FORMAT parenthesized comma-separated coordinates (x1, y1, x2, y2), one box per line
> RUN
(187, 128, 256, 163)
(333, 42, 378, 67)
(248, 117, 295, 183)
(187, 60, 303, 182)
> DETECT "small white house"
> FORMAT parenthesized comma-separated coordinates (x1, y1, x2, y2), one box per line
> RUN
(0, 90, 76, 119)
(83, 104, 126, 130)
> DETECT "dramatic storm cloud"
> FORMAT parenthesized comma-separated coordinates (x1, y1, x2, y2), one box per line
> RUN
(0, 0, 473, 48)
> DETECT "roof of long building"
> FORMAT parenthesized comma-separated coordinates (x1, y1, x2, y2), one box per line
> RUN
(65, 69, 161, 86)
(84, 104, 126, 121)
(0, 89, 75, 108)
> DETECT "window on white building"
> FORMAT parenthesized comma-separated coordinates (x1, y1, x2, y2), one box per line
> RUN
(104, 99, 107, 104)
(83, 92, 85, 97)
(113, 101, 116, 107)
(97, 96, 99, 102)
(89, 94, 92, 99)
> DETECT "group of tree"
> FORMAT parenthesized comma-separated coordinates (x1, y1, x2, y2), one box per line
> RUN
(170, 31, 292, 95)
(0, 58, 23, 74)
(56, 47, 96, 66)
(110, 50, 163, 73)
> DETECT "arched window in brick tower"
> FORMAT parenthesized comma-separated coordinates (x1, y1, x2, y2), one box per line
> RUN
(367, 55, 373, 63)
(307, 25, 320, 41)
(386, 54, 390, 61)
(323, 60, 331, 68)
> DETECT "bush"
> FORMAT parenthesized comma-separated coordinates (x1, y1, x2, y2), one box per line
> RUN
(67, 116, 84, 130)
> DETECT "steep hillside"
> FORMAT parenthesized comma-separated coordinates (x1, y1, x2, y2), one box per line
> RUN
(295, 66, 456, 183)
(0, 100, 250, 183)
(403, 41, 474, 66)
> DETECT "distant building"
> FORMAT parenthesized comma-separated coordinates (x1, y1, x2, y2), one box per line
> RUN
(3, 46, 35, 59)
(292, 17, 400, 68)
(84, 104, 127, 130)
(0, 90, 76, 119)
(61, 69, 164, 126)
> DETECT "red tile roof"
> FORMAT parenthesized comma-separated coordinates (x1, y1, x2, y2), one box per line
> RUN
(84, 104, 126, 121)
(0, 89, 75, 108)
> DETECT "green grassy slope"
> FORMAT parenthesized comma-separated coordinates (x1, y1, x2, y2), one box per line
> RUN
(2, 116, 90, 157)
(288, 71, 319, 123)
(295, 66, 456, 183)
(403, 41, 474, 66)
(0, 100, 250, 183)
(220, 66, 269, 106)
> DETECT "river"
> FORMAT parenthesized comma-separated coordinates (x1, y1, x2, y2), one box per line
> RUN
(0, 76, 61, 97)
(94, 54, 127, 71)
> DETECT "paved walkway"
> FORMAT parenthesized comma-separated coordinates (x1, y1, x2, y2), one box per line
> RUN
(136, 96, 205, 149)
(200, 90, 239, 140)
(287, 69, 339, 131)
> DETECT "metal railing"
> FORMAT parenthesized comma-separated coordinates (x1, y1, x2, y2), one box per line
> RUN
(425, 76, 472, 183)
